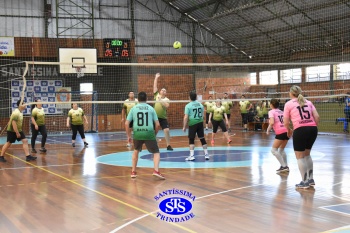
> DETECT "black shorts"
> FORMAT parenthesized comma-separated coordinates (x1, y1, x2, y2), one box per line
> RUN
(158, 118, 169, 130)
(188, 122, 205, 139)
(292, 126, 318, 151)
(212, 119, 227, 133)
(7, 131, 26, 143)
(134, 140, 159, 153)
(275, 132, 290, 140)
(226, 114, 231, 119)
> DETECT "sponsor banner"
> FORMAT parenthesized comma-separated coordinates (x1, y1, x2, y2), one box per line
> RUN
(11, 80, 64, 115)
(0, 37, 15, 56)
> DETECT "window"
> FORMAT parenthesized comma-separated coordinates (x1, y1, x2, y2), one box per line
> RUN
(280, 68, 301, 83)
(250, 72, 257, 85)
(80, 83, 93, 94)
(335, 63, 350, 80)
(259, 70, 278, 84)
(306, 65, 330, 82)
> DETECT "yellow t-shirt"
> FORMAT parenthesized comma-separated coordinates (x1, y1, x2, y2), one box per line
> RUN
(239, 100, 251, 114)
(212, 105, 226, 121)
(123, 98, 138, 116)
(154, 92, 169, 119)
(68, 107, 85, 125)
(222, 100, 233, 114)
(32, 107, 45, 126)
(204, 102, 214, 113)
(7, 109, 23, 132)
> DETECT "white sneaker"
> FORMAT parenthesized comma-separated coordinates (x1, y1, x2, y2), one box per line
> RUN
(185, 155, 195, 161)
(205, 154, 210, 160)
(126, 143, 131, 147)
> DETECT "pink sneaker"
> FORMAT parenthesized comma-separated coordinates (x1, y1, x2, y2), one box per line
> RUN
(131, 171, 137, 178)
(227, 139, 232, 144)
(152, 170, 165, 179)
(211, 139, 215, 145)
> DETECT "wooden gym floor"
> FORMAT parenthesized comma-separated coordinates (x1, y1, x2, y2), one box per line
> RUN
(0, 129, 349, 233)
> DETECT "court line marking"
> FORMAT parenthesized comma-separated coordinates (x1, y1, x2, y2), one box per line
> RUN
(3, 152, 196, 233)
(110, 183, 265, 232)
(319, 207, 350, 217)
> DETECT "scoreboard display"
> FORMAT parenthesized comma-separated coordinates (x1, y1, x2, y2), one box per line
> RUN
(103, 39, 131, 60)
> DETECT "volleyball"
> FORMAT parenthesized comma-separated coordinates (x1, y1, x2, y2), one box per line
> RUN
(173, 41, 182, 49)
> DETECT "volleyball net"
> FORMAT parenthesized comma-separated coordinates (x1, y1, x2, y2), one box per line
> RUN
(0, 59, 350, 137)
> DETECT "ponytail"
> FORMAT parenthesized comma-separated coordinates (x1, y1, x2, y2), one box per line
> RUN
(290, 85, 306, 107)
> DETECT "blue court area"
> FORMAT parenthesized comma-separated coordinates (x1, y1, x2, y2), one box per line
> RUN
(96, 146, 325, 169)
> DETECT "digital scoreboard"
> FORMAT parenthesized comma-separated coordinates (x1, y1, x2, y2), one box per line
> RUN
(103, 39, 131, 60)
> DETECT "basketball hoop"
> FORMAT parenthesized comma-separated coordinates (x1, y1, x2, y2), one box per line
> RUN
(76, 67, 85, 78)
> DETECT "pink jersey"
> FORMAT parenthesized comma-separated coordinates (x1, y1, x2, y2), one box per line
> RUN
(268, 108, 287, 135)
(283, 98, 317, 130)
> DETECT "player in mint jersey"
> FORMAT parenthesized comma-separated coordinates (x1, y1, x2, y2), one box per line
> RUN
(183, 91, 209, 161)
(284, 86, 320, 189)
(121, 91, 138, 147)
(153, 72, 173, 151)
(30, 99, 48, 153)
(125, 91, 165, 180)
(335, 92, 350, 133)
(208, 99, 232, 145)
(222, 93, 233, 132)
(66, 103, 89, 148)
(266, 99, 290, 173)
(0, 99, 37, 163)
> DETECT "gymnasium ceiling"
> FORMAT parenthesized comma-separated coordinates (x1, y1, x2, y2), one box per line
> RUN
(162, 0, 350, 61)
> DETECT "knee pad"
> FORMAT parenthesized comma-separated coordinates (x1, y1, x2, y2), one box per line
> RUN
(200, 138, 207, 145)
(189, 138, 195, 144)
(271, 148, 279, 157)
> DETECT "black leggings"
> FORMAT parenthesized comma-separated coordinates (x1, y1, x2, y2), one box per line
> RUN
(31, 124, 47, 148)
(71, 124, 85, 140)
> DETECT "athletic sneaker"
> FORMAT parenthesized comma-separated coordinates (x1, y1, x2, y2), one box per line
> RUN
(185, 155, 195, 161)
(295, 181, 310, 189)
(39, 147, 47, 153)
(167, 145, 173, 151)
(26, 155, 37, 161)
(205, 127, 208, 130)
(211, 139, 215, 145)
(227, 139, 232, 144)
(344, 129, 349, 133)
(205, 154, 210, 160)
(131, 171, 137, 178)
(126, 143, 131, 147)
(308, 179, 315, 186)
(72, 143, 75, 147)
(31, 148, 37, 153)
(276, 166, 289, 173)
(84, 142, 89, 146)
(152, 170, 166, 179)
(0, 156, 7, 162)
(335, 118, 339, 125)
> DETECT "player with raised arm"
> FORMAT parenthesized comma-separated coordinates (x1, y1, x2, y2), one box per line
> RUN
(125, 91, 165, 179)
(222, 93, 233, 132)
(183, 91, 209, 161)
(283, 86, 320, 189)
(0, 99, 37, 162)
(266, 99, 290, 173)
(121, 91, 138, 147)
(153, 73, 173, 151)
(209, 99, 232, 145)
